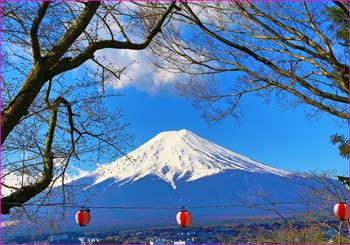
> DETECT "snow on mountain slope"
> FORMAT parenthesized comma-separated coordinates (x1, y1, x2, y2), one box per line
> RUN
(87, 129, 290, 189)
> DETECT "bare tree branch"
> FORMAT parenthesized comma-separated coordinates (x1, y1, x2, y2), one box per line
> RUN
(182, 3, 348, 105)
(47, 2, 101, 63)
(333, 1, 350, 17)
(2, 2, 175, 214)
(30, 2, 50, 61)
(151, 2, 349, 123)
(2, 96, 60, 214)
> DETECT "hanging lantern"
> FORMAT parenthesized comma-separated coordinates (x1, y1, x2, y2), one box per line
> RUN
(75, 208, 91, 226)
(334, 202, 350, 220)
(176, 207, 192, 228)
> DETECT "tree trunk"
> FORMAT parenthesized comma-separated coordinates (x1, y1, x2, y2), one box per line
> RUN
(2, 62, 50, 143)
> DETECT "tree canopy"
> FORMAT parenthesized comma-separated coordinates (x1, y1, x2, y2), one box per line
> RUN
(151, 1, 349, 121)
(150, 1, 349, 158)
(1, 1, 175, 214)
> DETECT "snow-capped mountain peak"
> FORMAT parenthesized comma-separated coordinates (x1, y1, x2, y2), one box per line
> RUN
(91, 129, 289, 189)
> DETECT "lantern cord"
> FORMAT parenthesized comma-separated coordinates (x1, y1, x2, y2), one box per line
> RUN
(2, 201, 300, 210)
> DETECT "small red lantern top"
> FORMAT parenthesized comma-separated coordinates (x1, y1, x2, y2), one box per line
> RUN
(75, 208, 91, 226)
(176, 207, 192, 228)
(334, 202, 350, 221)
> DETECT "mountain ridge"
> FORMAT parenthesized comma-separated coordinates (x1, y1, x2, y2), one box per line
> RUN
(84, 129, 290, 189)
(3, 130, 307, 237)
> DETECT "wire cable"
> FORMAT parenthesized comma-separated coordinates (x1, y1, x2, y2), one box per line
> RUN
(1, 201, 300, 210)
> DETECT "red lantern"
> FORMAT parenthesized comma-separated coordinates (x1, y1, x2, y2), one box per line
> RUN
(75, 208, 91, 226)
(334, 203, 350, 220)
(176, 208, 192, 228)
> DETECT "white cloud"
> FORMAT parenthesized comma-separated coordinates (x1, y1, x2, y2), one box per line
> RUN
(88, 48, 179, 94)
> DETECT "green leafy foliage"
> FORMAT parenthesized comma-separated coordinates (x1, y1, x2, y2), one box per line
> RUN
(326, 6, 349, 45)
(330, 134, 350, 159)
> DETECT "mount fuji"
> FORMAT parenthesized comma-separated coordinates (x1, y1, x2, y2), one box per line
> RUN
(5, 129, 308, 235)
(85, 129, 290, 189)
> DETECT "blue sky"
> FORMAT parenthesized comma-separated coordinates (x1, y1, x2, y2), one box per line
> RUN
(103, 84, 348, 175)
(82, 2, 349, 176)
(2, 2, 348, 182)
